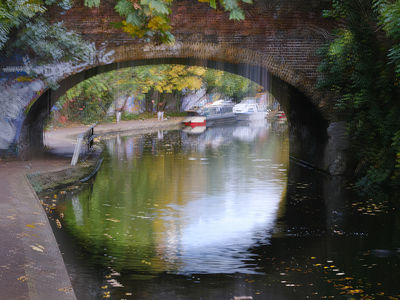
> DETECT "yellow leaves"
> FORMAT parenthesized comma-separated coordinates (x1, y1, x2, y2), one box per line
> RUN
(187, 66, 206, 76)
(16, 76, 33, 82)
(154, 85, 164, 93)
(186, 76, 203, 90)
(26, 224, 35, 228)
(141, 259, 151, 265)
(170, 65, 186, 76)
(17, 275, 28, 282)
(147, 16, 171, 32)
(347, 289, 364, 295)
(121, 21, 146, 38)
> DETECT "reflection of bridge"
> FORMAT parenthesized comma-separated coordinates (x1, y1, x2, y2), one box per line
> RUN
(0, 0, 348, 174)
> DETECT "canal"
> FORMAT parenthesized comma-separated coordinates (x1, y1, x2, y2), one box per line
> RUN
(41, 122, 400, 299)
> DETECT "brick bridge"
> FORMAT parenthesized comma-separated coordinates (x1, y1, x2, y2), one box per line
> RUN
(0, 0, 348, 174)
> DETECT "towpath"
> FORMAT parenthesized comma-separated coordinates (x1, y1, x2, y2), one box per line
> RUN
(45, 117, 184, 156)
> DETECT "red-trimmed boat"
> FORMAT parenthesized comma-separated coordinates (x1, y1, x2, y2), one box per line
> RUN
(183, 116, 206, 128)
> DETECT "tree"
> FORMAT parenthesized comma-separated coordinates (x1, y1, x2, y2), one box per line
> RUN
(52, 64, 260, 124)
(317, 0, 400, 198)
(0, 0, 93, 63)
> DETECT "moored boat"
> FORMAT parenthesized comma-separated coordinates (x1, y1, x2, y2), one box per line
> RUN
(183, 116, 206, 127)
(233, 98, 266, 121)
(198, 100, 236, 127)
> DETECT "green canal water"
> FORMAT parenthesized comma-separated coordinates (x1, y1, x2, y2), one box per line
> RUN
(41, 123, 400, 299)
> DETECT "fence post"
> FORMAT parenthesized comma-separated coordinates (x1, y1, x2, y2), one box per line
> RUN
(71, 134, 83, 166)
(71, 123, 96, 166)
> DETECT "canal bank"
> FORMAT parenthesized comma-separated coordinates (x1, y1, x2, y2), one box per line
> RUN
(0, 117, 184, 300)
(45, 117, 185, 156)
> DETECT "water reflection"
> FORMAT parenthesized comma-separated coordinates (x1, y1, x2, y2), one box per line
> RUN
(64, 123, 289, 276)
(41, 122, 400, 299)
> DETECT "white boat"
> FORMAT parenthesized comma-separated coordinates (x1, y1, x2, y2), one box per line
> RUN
(233, 98, 266, 121)
(198, 100, 236, 127)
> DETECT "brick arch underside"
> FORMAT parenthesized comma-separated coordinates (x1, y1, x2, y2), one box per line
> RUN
(20, 54, 328, 169)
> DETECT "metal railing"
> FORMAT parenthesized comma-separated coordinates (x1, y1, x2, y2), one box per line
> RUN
(71, 124, 96, 166)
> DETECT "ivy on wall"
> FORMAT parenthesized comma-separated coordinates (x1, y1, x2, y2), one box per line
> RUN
(317, 0, 400, 199)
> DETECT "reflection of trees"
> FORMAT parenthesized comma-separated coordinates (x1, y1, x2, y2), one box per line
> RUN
(59, 126, 289, 274)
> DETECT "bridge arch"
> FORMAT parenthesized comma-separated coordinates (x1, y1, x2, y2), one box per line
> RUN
(20, 42, 330, 171)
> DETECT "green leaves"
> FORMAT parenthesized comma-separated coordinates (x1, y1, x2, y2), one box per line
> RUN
(84, 0, 100, 8)
(209, 0, 216, 9)
(115, 0, 134, 16)
(318, 0, 400, 198)
(0, 0, 77, 56)
(229, 8, 245, 20)
(374, 0, 400, 76)
(147, 0, 170, 15)
(111, 0, 249, 42)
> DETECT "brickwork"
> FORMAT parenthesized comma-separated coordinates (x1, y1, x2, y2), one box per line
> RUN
(48, 0, 335, 110)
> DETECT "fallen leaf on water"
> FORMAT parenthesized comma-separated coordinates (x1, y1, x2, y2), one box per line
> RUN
(26, 224, 35, 229)
(107, 279, 124, 287)
(17, 275, 27, 282)
(57, 287, 73, 293)
(106, 218, 120, 223)
(348, 289, 363, 295)
(56, 219, 62, 229)
(30, 244, 44, 253)
(101, 285, 108, 289)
